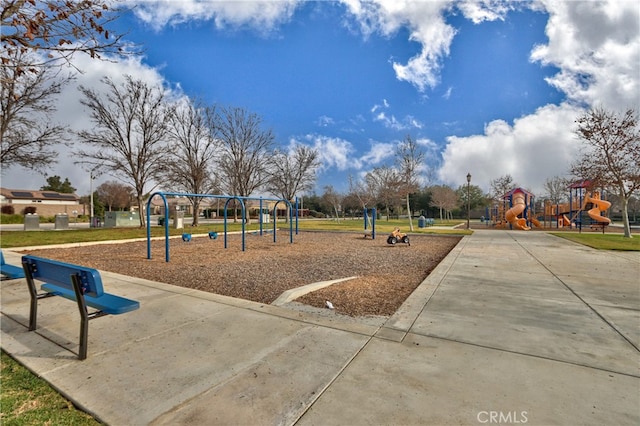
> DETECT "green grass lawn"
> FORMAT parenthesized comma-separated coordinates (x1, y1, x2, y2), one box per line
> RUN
(0, 218, 469, 248)
(1, 351, 100, 425)
(550, 232, 640, 251)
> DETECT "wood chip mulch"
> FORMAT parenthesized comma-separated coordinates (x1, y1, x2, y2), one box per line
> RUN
(21, 231, 461, 318)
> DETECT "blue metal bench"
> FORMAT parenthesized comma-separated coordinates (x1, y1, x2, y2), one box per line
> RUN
(22, 255, 140, 360)
(1, 250, 25, 279)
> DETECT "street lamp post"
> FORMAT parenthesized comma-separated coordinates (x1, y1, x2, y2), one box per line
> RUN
(466, 173, 471, 230)
(87, 165, 101, 228)
(90, 172, 94, 227)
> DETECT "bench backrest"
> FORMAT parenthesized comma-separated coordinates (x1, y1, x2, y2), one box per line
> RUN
(22, 255, 104, 297)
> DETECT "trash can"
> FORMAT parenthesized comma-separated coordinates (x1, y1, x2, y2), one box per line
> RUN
(24, 214, 40, 230)
(158, 217, 165, 226)
(418, 215, 426, 228)
(55, 213, 69, 230)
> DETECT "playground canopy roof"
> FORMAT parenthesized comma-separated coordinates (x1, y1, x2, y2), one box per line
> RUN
(568, 180, 592, 189)
(502, 187, 534, 199)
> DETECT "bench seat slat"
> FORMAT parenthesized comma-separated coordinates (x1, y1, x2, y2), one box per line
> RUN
(41, 283, 140, 315)
(1, 264, 25, 279)
(1, 250, 25, 279)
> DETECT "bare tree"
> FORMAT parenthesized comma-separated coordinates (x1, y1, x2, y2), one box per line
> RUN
(158, 99, 220, 226)
(76, 75, 173, 227)
(429, 185, 457, 221)
(366, 166, 403, 220)
(321, 185, 342, 221)
(1, 0, 131, 69)
(215, 106, 275, 222)
(97, 180, 133, 211)
(396, 135, 424, 231)
(266, 144, 320, 204)
(543, 176, 569, 204)
(490, 174, 517, 201)
(571, 107, 640, 238)
(347, 174, 376, 210)
(0, 49, 70, 172)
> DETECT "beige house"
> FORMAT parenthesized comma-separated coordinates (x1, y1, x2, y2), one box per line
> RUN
(0, 187, 81, 217)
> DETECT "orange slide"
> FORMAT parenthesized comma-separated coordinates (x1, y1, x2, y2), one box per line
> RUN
(586, 192, 611, 224)
(505, 192, 531, 230)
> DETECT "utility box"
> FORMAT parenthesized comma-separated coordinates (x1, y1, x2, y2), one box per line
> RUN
(24, 214, 40, 231)
(104, 211, 140, 228)
(54, 214, 69, 230)
(173, 211, 184, 229)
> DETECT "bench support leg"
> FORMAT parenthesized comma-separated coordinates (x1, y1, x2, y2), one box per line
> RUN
(24, 262, 39, 331)
(71, 274, 90, 360)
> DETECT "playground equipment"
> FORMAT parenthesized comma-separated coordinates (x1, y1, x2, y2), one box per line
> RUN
(505, 189, 531, 230)
(387, 228, 410, 246)
(363, 208, 376, 239)
(487, 187, 535, 230)
(543, 180, 610, 231)
(146, 192, 298, 262)
(585, 191, 611, 225)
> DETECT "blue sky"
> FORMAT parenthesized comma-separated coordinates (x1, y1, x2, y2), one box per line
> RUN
(2, 0, 638, 198)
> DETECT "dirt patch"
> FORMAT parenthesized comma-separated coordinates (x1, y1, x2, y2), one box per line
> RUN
(20, 231, 461, 318)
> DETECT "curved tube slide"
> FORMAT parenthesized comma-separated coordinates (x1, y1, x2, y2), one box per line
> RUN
(505, 193, 531, 230)
(586, 192, 611, 224)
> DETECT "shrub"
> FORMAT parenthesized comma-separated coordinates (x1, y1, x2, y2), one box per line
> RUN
(23, 206, 37, 215)
(0, 214, 23, 224)
(1, 205, 15, 215)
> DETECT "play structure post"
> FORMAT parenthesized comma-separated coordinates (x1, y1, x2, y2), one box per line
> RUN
(364, 208, 376, 239)
(295, 197, 299, 235)
(259, 197, 264, 236)
(146, 192, 171, 262)
(224, 197, 246, 251)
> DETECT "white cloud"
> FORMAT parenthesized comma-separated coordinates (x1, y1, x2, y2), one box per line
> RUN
(131, 0, 301, 33)
(438, 0, 639, 196)
(316, 115, 335, 127)
(342, 1, 510, 92)
(438, 103, 585, 195)
(456, 0, 511, 24)
(530, 0, 639, 108)
(299, 134, 355, 172)
(373, 111, 423, 131)
(358, 141, 395, 167)
(342, 0, 454, 91)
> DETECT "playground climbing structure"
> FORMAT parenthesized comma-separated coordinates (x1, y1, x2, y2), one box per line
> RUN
(488, 187, 536, 230)
(542, 180, 610, 230)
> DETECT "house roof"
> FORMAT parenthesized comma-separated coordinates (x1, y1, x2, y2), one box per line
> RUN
(0, 187, 80, 202)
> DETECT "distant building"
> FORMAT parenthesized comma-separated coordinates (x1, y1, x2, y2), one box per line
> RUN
(0, 187, 81, 217)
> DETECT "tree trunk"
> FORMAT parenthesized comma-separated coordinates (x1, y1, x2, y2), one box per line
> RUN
(137, 196, 145, 227)
(406, 196, 414, 231)
(192, 200, 200, 227)
(621, 196, 632, 238)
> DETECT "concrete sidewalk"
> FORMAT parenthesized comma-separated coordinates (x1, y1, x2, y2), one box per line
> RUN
(1, 230, 639, 425)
